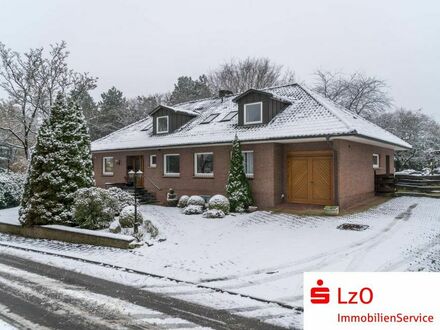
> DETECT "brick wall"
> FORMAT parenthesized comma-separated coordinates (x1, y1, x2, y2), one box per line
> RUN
(92, 139, 395, 210)
(334, 140, 394, 208)
(93, 143, 281, 208)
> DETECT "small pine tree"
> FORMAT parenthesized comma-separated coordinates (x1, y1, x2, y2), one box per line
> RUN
(226, 135, 253, 212)
(19, 93, 94, 226)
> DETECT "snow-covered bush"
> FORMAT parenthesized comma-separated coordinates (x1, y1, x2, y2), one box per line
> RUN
(177, 195, 189, 208)
(143, 219, 159, 238)
(71, 187, 117, 229)
(187, 195, 205, 207)
(119, 205, 143, 228)
(20, 94, 94, 226)
(107, 187, 135, 214)
(182, 204, 204, 215)
(0, 170, 25, 209)
(207, 194, 230, 214)
(203, 209, 225, 219)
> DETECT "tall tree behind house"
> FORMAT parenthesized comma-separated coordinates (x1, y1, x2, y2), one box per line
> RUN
(0, 41, 97, 159)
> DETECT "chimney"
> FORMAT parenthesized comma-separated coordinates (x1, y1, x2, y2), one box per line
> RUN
(218, 90, 233, 102)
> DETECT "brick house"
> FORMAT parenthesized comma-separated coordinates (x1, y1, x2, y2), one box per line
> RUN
(91, 84, 411, 209)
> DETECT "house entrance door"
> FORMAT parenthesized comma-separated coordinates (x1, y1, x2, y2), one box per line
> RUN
(127, 156, 144, 187)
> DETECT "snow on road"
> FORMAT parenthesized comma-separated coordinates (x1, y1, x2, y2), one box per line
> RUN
(0, 259, 211, 330)
(0, 196, 439, 329)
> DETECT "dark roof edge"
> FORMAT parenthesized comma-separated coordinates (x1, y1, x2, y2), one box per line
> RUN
(231, 89, 274, 103)
(96, 131, 403, 153)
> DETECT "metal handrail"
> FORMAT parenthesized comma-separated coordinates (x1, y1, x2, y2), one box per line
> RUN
(147, 177, 161, 191)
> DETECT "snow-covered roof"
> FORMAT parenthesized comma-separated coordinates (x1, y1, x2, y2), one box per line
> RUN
(92, 83, 411, 152)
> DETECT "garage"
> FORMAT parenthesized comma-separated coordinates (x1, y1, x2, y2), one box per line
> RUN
(287, 151, 334, 205)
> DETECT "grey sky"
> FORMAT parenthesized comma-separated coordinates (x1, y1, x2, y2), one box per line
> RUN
(1, 0, 439, 120)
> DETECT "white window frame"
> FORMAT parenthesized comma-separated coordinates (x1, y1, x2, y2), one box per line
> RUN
(194, 152, 214, 177)
(244, 102, 263, 125)
(163, 154, 180, 177)
(156, 115, 169, 134)
(373, 153, 380, 169)
(102, 156, 114, 176)
(242, 151, 254, 178)
(149, 154, 157, 168)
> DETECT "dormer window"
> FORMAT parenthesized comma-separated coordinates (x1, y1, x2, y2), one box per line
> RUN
(156, 116, 169, 134)
(244, 102, 263, 125)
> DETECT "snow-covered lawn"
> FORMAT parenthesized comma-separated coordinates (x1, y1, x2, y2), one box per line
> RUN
(1, 196, 439, 328)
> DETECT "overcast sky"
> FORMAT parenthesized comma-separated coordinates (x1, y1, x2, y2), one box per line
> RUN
(1, 0, 439, 120)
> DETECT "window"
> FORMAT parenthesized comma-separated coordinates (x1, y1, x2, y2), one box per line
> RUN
(373, 153, 380, 169)
(102, 157, 114, 175)
(242, 151, 254, 177)
(194, 152, 214, 177)
(201, 113, 219, 124)
(220, 111, 238, 122)
(156, 116, 169, 134)
(150, 154, 157, 168)
(164, 154, 180, 176)
(244, 102, 263, 125)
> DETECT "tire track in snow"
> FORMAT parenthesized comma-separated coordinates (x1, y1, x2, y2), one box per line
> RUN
(200, 208, 409, 292)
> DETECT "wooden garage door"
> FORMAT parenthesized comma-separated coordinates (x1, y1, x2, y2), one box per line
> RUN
(287, 154, 333, 205)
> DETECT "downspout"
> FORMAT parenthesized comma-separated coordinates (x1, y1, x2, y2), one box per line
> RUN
(326, 135, 339, 206)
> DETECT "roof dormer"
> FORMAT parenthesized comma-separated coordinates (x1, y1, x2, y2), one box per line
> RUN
(232, 89, 291, 126)
(150, 105, 198, 135)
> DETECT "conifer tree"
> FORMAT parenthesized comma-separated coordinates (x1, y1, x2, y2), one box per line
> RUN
(226, 135, 253, 212)
(19, 93, 94, 226)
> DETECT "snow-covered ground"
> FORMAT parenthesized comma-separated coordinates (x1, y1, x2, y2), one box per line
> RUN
(0, 196, 439, 329)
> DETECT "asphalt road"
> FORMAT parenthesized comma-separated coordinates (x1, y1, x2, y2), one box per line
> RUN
(0, 253, 285, 330)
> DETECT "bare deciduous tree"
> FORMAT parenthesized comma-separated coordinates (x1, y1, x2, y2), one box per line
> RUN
(374, 108, 440, 170)
(0, 41, 97, 159)
(313, 70, 392, 119)
(208, 57, 295, 93)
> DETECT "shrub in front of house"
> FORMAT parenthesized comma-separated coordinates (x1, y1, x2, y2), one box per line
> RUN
(107, 187, 135, 214)
(187, 195, 205, 207)
(207, 194, 230, 214)
(119, 205, 144, 228)
(177, 195, 189, 208)
(0, 170, 25, 209)
(71, 187, 118, 229)
(182, 204, 204, 215)
(203, 209, 225, 219)
(143, 219, 159, 238)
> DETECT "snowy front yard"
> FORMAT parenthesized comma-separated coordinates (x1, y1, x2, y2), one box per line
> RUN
(1, 196, 439, 328)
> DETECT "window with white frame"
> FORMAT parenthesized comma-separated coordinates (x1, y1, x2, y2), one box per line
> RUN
(164, 154, 180, 176)
(373, 153, 380, 169)
(242, 151, 254, 177)
(156, 116, 169, 134)
(194, 152, 214, 177)
(244, 102, 263, 125)
(102, 156, 114, 175)
(150, 154, 157, 168)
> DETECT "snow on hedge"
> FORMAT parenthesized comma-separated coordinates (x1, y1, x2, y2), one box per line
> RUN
(208, 194, 230, 214)
(71, 187, 117, 229)
(0, 170, 25, 209)
(203, 209, 225, 219)
(107, 187, 135, 213)
(177, 195, 189, 208)
(187, 195, 205, 207)
(119, 205, 143, 228)
(182, 205, 204, 215)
